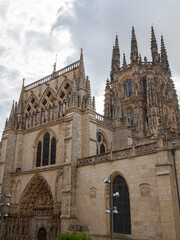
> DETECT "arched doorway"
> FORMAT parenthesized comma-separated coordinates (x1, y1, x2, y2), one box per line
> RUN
(113, 175, 131, 234)
(38, 227, 47, 240)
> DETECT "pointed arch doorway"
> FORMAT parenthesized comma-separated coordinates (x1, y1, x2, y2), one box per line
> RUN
(38, 227, 47, 240)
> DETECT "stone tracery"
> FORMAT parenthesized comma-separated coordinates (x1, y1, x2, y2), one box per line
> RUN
(3, 174, 59, 240)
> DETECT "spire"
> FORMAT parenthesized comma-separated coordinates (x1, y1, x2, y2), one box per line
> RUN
(17, 78, 25, 114)
(161, 35, 170, 72)
(6, 101, 15, 130)
(71, 72, 78, 106)
(86, 76, 91, 94)
(131, 26, 138, 63)
(78, 48, 86, 89)
(151, 26, 159, 63)
(110, 35, 120, 81)
(86, 76, 92, 109)
(123, 53, 127, 69)
(139, 54, 142, 64)
(105, 78, 110, 90)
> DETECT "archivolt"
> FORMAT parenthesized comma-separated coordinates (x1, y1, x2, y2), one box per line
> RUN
(19, 174, 54, 215)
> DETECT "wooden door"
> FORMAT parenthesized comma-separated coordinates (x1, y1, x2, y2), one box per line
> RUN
(38, 227, 47, 240)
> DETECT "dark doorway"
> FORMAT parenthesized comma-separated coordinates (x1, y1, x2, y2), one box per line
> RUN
(38, 227, 47, 240)
(113, 175, 131, 234)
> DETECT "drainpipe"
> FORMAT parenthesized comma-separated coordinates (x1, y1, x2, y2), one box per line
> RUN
(171, 150, 180, 210)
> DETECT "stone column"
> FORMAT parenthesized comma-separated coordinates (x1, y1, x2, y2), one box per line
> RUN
(156, 158, 179, 240)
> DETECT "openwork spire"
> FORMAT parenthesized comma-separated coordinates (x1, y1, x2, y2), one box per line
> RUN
(17, 78, 25, 114)
(161, 35, 170, 72)
(111, 35, 120, 81)
(78, 48, 86, 89)
(130, 26, 138, 63)
(151, 26, 159, 63)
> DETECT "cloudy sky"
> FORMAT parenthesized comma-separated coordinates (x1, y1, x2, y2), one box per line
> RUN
(0, 0, 180, 136)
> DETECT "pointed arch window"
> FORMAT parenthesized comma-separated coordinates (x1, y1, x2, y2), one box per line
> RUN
(42, 132, 50, 166)
(96, 133, 107, 155)
(113, 175, 131, 234)
(124, 83, 127, 97)
(36, 141, 42, 167)
(36, 132, 56, 167)
(124, 80, 132, 97)
(143, 79, 147, 94)
(126, 109, 134, 126)
(130, 110, 134, 125)
(128, 81, 132, 96)
(50, 137, 56, 165)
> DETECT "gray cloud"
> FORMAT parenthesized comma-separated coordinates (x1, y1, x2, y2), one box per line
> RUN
(24, 31, 54, 52)
(52, 0, 180, 97)
(1, 0, 180, 137)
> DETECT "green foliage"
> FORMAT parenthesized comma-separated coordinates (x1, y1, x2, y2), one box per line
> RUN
(56, 233, 92, 240)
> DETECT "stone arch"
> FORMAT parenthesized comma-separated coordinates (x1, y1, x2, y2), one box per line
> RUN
(39, 87, 56, 109)
(34, 127, 58, 147)
(38, 227, 47, 240)
(33, 128, 58, 168)
(113, 174, 131, 234)
(25, 94, 39, 115)
(104, 171, 131, 234)
(19, 174, 54, 215)
(57, 79, 72, 96)
(96, 129, 109, 152)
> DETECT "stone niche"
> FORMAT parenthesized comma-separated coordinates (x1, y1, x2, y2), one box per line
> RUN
(139, 183, 150, 197)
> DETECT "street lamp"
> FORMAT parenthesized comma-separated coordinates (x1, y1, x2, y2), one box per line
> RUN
(104, 175, 119, 240)
(0, 193, 11, 240)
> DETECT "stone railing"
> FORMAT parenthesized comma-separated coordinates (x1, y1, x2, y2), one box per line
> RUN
(78, 140, 158, 167)
(25, 60, 80, 91)
(119, 61, 152, 72)
(96, 113, 112, 125)
(135, 141, 157, 154)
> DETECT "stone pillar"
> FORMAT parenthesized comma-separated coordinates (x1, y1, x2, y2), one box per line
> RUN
(156, 158, 179, 240)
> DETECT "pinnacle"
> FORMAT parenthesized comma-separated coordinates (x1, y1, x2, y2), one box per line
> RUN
(123, 53, 127, 68)
(115, 35, 119, 48)
(72, 72, 77, 93)
(79, 48, 86, 89)
(131, 26, 138, 63)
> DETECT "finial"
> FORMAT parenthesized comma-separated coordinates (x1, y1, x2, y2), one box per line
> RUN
(123, 53, 127, 69)
(151, 26, 159, 63)
(161, 35, 170, 72)
(131, 26, 138, 63)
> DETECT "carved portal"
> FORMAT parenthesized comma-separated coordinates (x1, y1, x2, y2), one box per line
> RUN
(3, 174, 61, 240)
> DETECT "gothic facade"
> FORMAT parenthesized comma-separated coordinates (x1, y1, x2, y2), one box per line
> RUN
(0, 27, 180, 240)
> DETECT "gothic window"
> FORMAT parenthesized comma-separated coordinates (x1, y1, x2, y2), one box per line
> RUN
(100, 143, 105, 154)
(36, 132, 56, 167)
(42, 132, 50, 166)
(36, 141, 42, 167)
(50, 137, 56, 165)
(128, 81, 132, 96)
(143, 79, 147, 94)
(113, 175, 131, 234)
(124, 83, 127, 97)
(130, 110, 134, 125)
(126, 109, 134, 126)
(124, 80, 132, 97)
(96, 133, 107, 154)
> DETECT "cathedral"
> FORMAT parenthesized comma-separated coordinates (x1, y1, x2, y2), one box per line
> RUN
(0, 26, 180, 240)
